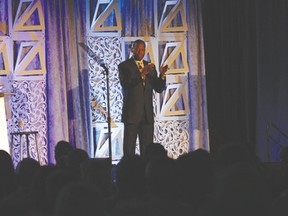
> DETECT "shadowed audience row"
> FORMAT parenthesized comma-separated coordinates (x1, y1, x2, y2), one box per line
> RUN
(0, 141, 288, 216)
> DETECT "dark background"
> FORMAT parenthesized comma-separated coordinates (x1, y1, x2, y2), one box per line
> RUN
(203, 0, 288, 162)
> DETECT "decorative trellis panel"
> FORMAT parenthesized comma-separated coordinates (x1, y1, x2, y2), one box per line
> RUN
(0, 37, 11, 75)
(8, 78, 47, 166)
(154, 119, 189, 159)
(88, 37, 123, 123)
(1, 0, 47, 165)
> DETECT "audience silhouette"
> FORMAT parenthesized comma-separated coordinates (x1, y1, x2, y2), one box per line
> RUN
(54, 182, 104, 216)
(175, 148, 214, 215)
(1, 140, 288, 216)
(0, 150, 15, 200)
(54, 140, 73, 169)
(112, 154, 149, 216)
(0, 158, 40, 216)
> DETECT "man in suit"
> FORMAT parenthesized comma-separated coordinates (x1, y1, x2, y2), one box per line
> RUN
(118, 39, 167, 156)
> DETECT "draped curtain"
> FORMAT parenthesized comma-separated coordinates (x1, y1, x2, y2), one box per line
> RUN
(44, 0, 207, 163)
(255, 0, 288, 161)
(119, 0, 155, 36)
(203, 0, 288, 162)
(44, 0, 91, 162)
(186, 0, 209, 151)
(203, 0, 257, 156)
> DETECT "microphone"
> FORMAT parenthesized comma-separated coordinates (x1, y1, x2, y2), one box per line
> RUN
(97, 60, 108, 72)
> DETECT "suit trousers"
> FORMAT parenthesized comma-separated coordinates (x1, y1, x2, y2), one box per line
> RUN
(123, 119, 154, 156)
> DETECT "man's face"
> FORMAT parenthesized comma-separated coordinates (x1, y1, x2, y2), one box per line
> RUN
(132, 43, 146, 60)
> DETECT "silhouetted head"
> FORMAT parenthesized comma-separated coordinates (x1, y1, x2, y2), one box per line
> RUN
(175, 149, 213, 204)
(0, 150, 15, 198)
(65, 148, 89, 180)
(54, 140, 73, 167)
(143, 142, 167, 163)
(15, 158, 40, 190)
(145, 156, 176, 196)
(116, 155, 145, 196)
(0, 150, 14, 177)
(80, 158, 112, 195)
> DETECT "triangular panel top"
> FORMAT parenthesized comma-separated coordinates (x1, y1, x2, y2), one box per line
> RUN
(14, 0, 45, 31)
(91, 0, 122, 32)
(159, 0, 187, 33)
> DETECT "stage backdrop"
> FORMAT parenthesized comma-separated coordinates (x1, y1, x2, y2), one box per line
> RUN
(0, 0, 208, 164)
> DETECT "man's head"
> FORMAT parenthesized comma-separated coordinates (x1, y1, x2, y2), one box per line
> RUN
(54, 140, 73, 167)
(131, 39, 146, 61)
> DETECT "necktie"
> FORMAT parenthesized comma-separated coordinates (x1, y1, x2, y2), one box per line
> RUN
(137, 61, 143, 71)
(137, 61, 145, 86)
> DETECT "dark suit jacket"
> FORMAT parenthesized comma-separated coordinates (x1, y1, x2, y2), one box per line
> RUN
(118, 57, 166, 124)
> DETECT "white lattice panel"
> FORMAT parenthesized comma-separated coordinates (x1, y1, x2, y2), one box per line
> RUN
(157, 0, 188, 34)
(13, 0, 45, 31)
(93, 122, 123, 160)
(10, 0, 46, 76)
(159, 74, 190, 117)
(14, 39, 46, 75)
(154, 0, 190, 157)
(87, 0, 122, 36)
(0, 38, 11, 75)
(159, 40, 189, 74)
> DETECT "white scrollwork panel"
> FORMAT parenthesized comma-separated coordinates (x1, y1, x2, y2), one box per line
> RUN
(154, 119, 189, 159)
(88, 37, 122, 123)
(8, 79, 47, 166)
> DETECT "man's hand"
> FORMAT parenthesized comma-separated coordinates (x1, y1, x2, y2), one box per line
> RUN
(160, 65, 168, 79)
(141, 63, 155, 79)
